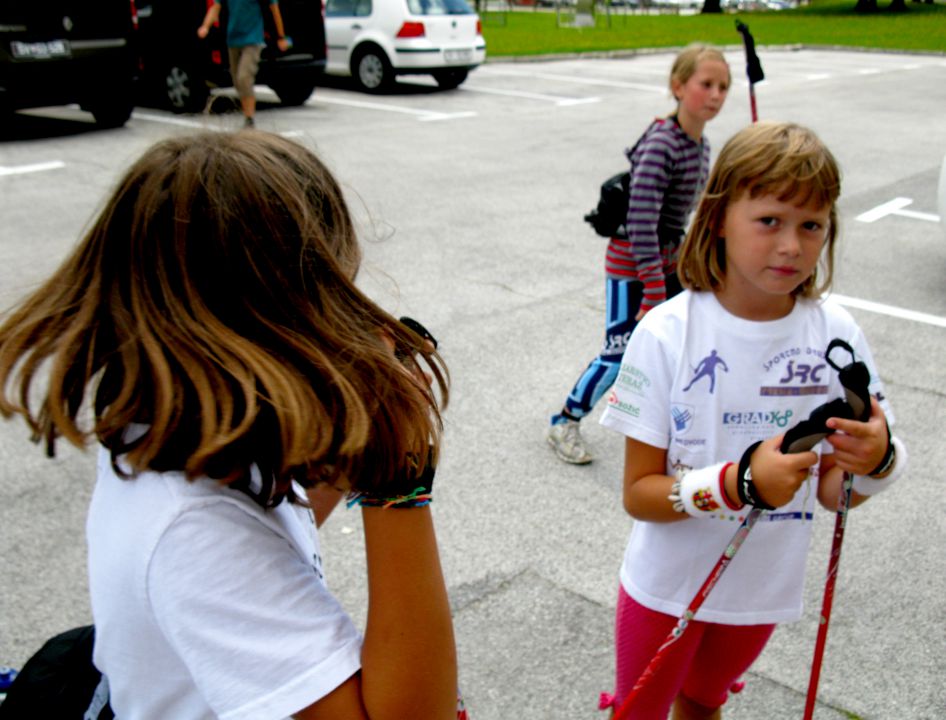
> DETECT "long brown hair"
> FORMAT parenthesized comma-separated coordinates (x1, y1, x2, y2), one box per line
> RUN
(678, 121, 841, 298)
(0, 131, 447, 503)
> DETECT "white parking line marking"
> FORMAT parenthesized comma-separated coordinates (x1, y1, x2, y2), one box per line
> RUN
(310, 95, 476, 122)
(460, 84, 600, 106)
(477, 67, 665, 92)
(832, 294, 946, 329)
(858, 68, 880, 75)
(856, 197, 940, 224)
(807, 73, 831, 81)
(0, 161, 65, 177)
(131, 111, 227, 130)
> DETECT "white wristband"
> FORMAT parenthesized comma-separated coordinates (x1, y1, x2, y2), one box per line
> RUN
(852, 436, 906, 497)
(671, 462, 740, 519)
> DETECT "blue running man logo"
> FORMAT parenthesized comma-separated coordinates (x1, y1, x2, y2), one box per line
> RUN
(683, 350, 729, 394)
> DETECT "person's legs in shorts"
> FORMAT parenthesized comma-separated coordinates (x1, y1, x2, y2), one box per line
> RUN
(228, 45, 263, 124)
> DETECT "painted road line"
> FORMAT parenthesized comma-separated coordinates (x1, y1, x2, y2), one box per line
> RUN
(0, 161, 66, 177)
(476, 67, 666, 93)
(310, 95, 476, 122)
(131, 111, 228, 130)
(856, 197, 940, 224)
(832, 294, 946, 329)
(459, 84, 600, 106)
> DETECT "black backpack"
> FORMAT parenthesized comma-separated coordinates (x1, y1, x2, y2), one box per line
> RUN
(0, 626, 112, 719)
(583, 116, 678, 239)
(583, 170, 630, 238)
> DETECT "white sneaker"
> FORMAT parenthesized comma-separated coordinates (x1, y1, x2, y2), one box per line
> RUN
(547, 420, 592, 465)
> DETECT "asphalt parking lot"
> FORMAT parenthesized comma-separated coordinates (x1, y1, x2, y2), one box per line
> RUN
(2, 47, 945, 719)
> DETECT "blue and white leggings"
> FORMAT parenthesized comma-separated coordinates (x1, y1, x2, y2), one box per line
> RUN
(552, 274, 681, 425)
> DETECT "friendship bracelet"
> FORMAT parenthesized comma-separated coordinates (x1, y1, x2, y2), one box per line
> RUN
(853, 436, 906, 497)
(347, 485, 433, 509)
(346, 459, 436, 509)
(736, 441, 775, 511)
(673, 463, 737, 518)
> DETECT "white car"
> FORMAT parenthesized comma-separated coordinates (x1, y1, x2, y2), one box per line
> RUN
(324, 0, 486, 92)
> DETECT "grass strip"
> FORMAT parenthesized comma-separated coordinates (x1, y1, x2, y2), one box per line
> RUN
(480, 0, 946, 56)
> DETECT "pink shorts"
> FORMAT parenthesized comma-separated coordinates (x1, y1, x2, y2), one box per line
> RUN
(601, 586, 775, 718)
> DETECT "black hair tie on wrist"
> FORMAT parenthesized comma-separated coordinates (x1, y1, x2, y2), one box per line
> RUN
(737, 441, 775, 511)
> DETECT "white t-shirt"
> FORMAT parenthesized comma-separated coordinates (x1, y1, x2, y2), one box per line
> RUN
(87, 448, 362, 720)
(600, 291, 892, 625)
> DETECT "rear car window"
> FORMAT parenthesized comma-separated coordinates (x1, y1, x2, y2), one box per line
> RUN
(325, 0, 373, 16)
(406, 0, 474, 15)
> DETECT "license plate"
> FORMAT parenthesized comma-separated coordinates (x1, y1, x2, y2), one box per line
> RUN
(10, 39, 71, 59)
(444, 48, 472, 63)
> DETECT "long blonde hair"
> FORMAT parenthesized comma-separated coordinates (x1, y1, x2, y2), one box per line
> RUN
(678, 121, 841, 298)
(0, 131, 447, 503)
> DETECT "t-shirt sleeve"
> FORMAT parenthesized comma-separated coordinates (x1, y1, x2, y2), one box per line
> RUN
(148, 501, 362, 720)
(600, 315, 673, 449)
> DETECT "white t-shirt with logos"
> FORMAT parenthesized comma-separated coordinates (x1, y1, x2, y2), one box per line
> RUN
(87, 448, 363, 720)
(600, 290, 891, 625)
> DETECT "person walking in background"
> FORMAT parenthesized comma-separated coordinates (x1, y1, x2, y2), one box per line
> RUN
(598, 121, 905, 719)
(547, 44, 730, 465)
(198, 0, 290, 127)
(0, 131, 459, 719)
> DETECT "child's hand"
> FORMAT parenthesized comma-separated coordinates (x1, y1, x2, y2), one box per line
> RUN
(824, 396, 888, 476)
(749, 436, 818, 508)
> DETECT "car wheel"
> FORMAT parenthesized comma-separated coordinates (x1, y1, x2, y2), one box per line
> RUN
(88, 97, 134, 128)
(352, 46, 392, 93)
(269, 80, 317, 106)
(433, 69, 468, 90)
(165, 64, 209, 114)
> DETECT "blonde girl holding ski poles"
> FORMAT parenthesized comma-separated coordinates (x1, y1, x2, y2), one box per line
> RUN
(547, 44, 731, 466)
(598, 121, 906, 719)
(0, 131, 459, 720)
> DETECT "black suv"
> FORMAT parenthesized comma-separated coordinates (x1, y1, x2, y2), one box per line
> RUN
(0, 0, 138, 127)
(135, 0, 327, 113)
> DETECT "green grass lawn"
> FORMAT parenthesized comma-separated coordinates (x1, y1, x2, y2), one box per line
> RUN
(480, 0, 946, 56)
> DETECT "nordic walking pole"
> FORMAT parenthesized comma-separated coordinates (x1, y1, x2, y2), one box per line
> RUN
(612, 506, 766, 720)
(735, 20, 764, 123)
(802, 473, 854, 720)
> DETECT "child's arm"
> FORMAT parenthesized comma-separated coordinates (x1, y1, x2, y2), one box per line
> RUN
(625, 435, 821, 521)
(269, 2, 290, 51)
(294, 506, 456, 720)
(817, 396, 895, 511)
(622, 437, 693, 522)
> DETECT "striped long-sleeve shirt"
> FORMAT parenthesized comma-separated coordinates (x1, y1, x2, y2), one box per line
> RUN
(605, 117, 710, 314)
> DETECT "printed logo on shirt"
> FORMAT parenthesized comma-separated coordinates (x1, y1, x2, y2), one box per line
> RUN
(683, 350, 728, 395)
(311, 551, 324, 581)
(759, 346, 829, 397)
(671, 404, 694, 434)
(722, 408, 795, 437)
(607, 391, 641, 418)
(615, 364, 651, 397)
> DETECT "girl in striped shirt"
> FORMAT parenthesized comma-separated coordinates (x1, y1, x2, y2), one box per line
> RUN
(548, 45, 731, 465)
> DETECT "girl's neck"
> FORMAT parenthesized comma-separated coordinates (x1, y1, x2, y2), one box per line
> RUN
(713, 286, 797, 322)
(674, 110, 705, 142)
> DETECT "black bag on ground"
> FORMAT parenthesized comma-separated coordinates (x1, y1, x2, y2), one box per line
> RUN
(0, 625, 112, 719)
(584, 170, 630, 238)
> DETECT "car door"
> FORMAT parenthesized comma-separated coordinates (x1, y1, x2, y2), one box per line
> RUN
(324, 0, 372, 75)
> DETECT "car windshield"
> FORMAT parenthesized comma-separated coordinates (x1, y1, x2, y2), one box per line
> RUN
(406, 0, 474, 15)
